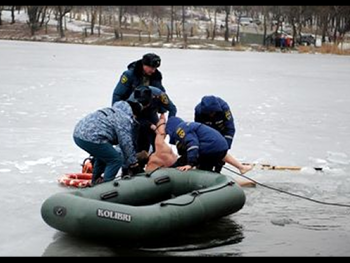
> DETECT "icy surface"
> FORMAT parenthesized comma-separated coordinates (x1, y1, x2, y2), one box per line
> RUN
(1, 40, 350, 256)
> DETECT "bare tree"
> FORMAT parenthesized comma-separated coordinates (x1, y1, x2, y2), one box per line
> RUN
(182, 6, 187, 48)
(112, 6, 125, 40)
(331, 6, 350, 45)
(151, 6, 166, 39)
(234, 8, 243, 45)
(224, 6, 230, 42)
(89, 6, 98, 35)
(55, 6, 72, 38)
(38, 6, 52, 34)
(26, 6, 46, 36)
(282, 6, 302, 48)
(97, 6, 102, 37)
(129, 6, 152, 42)
(262, 6, 269, 46)
(38, 6, 48, 28)
(0, 6, 3, 26)
(10, 5, 16, 24)
(212, 7, 220, 40)
(165, 6, 175, 42)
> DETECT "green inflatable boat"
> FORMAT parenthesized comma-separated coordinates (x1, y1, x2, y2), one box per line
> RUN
(41, 168, 245, 242)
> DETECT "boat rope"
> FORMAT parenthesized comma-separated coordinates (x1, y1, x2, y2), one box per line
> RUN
(223, 166, 350, 208)
(160, 181, 235, 207)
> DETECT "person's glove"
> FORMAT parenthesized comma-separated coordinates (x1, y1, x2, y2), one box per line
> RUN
(128, 162, 145, 176)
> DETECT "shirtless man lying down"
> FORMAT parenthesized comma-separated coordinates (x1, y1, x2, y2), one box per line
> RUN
(140, 114, 255, 187)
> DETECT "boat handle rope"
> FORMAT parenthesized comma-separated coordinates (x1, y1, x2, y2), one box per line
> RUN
(160, 181, 235, 207)
(100, 190, 119, 200)
(223, 166, 350, 208)
(146, 165, 164, 177)
(154, 175, 171, 185)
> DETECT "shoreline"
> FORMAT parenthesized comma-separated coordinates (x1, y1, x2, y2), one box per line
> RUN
(1, 20, 349, 56)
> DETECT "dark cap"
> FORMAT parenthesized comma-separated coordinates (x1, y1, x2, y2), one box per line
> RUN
(134, 86, 153, 106)
(142, 53, 161, 68)
(126, 100, 143, 116)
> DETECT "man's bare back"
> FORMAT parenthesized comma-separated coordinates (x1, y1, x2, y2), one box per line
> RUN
(145, 114, 177, 172)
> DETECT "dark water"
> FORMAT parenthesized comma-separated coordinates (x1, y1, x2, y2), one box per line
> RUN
(42, 217, 244, 257)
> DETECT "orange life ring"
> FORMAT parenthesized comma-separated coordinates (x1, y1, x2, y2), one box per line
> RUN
(58, 173, 92, 188)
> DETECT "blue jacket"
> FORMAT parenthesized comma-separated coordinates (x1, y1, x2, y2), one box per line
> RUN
(166, 117, 228, 166)
(112, 60, 166, 105)
(73, 101, 138, 166)
(128, 86, 177, 125)
(194, 96, 235, 149)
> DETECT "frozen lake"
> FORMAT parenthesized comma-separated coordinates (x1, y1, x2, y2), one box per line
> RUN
(1, 40, 350, 256)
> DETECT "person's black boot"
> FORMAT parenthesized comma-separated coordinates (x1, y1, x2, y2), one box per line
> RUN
(121, 167, 129, 179)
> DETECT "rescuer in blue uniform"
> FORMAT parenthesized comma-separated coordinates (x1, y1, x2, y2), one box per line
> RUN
(165, 116, 229, 172)
(194, 95, 235, 149)
(112, 53, 166, 105)
(194, 95, 235, 172)
(128, 85, 177, 153)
